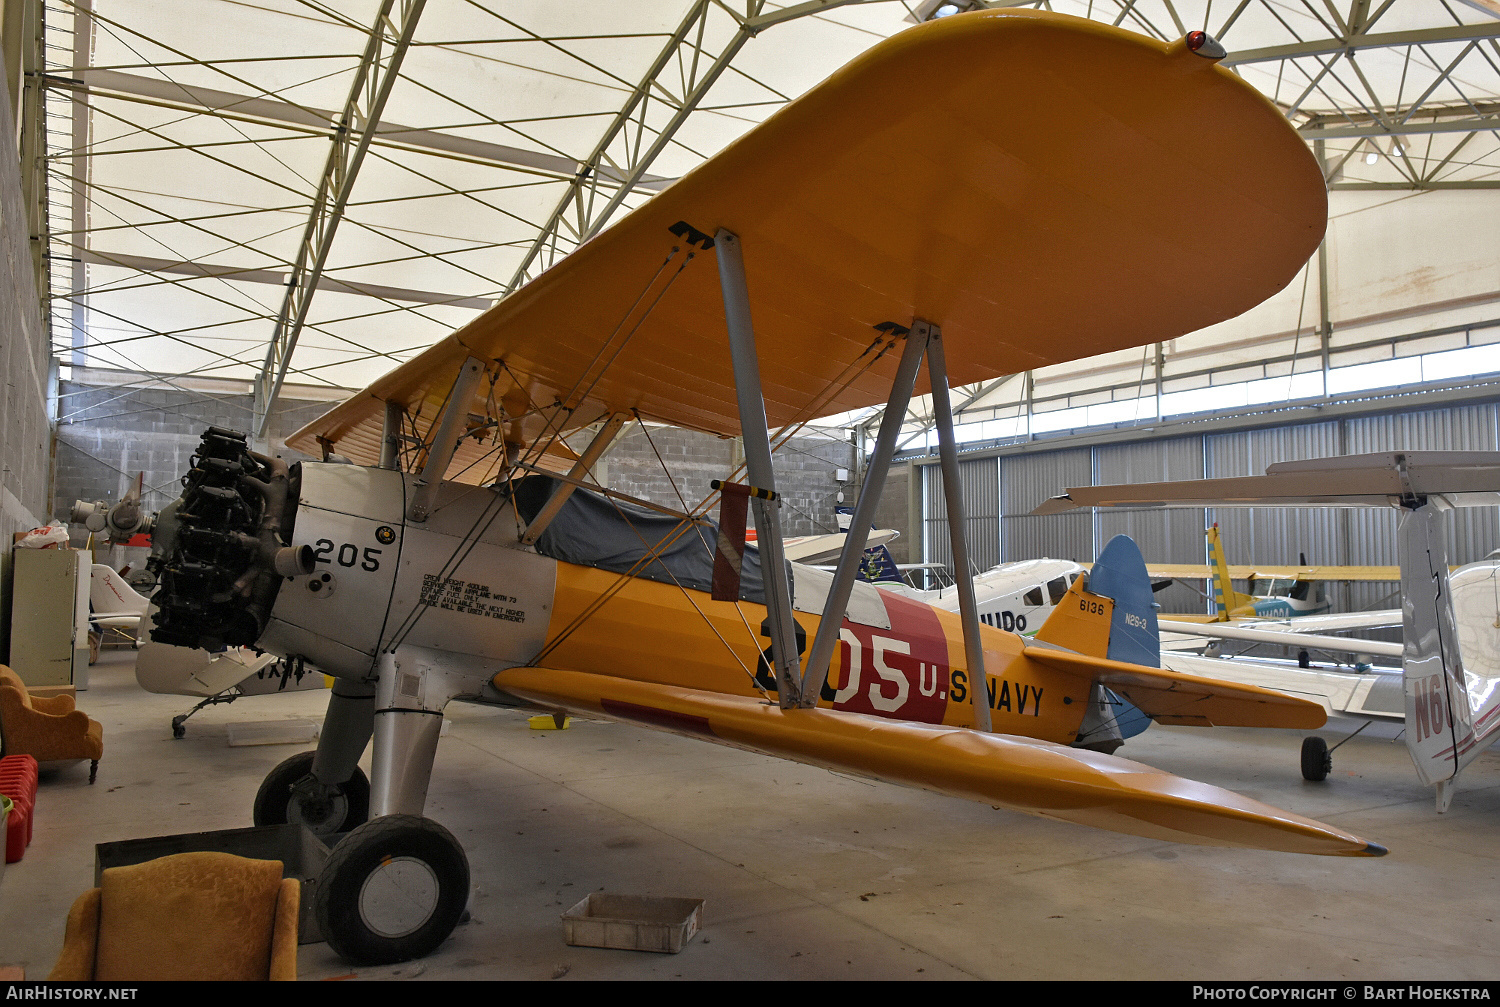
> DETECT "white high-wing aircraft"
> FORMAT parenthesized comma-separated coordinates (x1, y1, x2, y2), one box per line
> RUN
(879, 557, 1085, 637)
(1036, 451, 1500, 809)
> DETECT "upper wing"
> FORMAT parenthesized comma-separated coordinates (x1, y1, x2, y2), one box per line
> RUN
(290, 10, 1324, 478)
(1021, 644, 1328, 728)
(492, 667, 1380, 857)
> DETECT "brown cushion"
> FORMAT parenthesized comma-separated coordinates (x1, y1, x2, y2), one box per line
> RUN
(95, 852, 286, 981)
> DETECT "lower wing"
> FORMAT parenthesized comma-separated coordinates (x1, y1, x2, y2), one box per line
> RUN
(493, 667, 1381, 857)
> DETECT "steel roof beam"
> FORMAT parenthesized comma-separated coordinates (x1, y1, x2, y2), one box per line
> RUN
(51, 69, 675, 190)
(503, 0, 882, 296)
(1222, 21, 1500, 65)
(1302, 115, 1500, 138)
(77, 249, 495, 310)
(253, 0, 427, 440)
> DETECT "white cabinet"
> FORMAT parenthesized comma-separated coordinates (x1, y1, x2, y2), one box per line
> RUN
(9, 549, 90, 691)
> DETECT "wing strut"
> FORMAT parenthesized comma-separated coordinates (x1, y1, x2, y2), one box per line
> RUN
(521, 413, 628, 545)
(926, 325, 993, 733)
(379, 400, 403, 470)
(799, 323, 929, 708)
(714, 228, 801, 707)
(796, 322, 992, 732)
(408, 356, 485, 522)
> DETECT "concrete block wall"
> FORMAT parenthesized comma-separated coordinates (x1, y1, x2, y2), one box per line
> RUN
(871, 465, 911, 564)
(0, 65, 52, 661)
(53, 382, 332, 518)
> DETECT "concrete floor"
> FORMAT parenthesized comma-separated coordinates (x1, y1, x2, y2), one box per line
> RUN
(4, 648, 1499, 981)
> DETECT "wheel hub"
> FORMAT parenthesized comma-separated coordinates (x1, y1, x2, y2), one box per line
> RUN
(288, 777, 348, 835)
(358, 856, 441, 939)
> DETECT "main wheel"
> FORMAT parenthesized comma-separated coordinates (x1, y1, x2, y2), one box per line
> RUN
(253, 750, 370, 837)
(314, 814, 470, 965)
(1300, 735, 1332, 782)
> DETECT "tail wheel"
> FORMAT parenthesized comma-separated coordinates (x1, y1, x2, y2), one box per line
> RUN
(314, 815, 470, 965)
(253, 750, 369, 837)
(1300, 735, 1332, 782)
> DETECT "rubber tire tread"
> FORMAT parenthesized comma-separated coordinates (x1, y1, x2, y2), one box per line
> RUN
(252, 750, 370, 833)
(315, 814, 470, 966)
(1300, 735, 1331, 782)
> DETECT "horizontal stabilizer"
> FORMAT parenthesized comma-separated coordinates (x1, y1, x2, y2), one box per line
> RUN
(494, 667, 1377, 857)
(1023, 644, 1327, 729)
(1157, 619, 1403, 659)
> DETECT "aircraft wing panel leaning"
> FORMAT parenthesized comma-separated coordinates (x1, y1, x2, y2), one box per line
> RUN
(1023, 644, 1328, 729)
(492, 667, 1380, 856)
(290, 9, 1324, 479)
(1142, 564, 1400, 582)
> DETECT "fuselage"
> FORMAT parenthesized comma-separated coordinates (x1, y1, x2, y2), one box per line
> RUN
(881, 558, 1085, 637)
(257, 463, 1095, 745)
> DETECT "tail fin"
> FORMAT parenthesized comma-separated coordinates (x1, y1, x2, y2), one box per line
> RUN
(1037, 535, 1157, 744)
(1206, 523, 1255, 620)
(1399, 503, 1480, 811)
(856, 544, 903, 584)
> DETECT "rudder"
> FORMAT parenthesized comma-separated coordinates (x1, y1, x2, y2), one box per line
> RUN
(1037, 535, 1157, 746)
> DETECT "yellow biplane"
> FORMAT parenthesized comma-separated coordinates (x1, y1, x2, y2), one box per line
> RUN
(143, 10, 1380, 967)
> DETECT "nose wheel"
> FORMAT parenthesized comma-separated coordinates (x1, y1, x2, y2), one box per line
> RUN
(253, 750, 370, 838)
(314, 814, 470, 964)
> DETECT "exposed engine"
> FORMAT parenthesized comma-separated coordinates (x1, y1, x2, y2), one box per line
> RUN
(149, 427, 313, 651)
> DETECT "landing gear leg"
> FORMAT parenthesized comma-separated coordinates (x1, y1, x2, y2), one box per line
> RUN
(170, 688, 241, 739)
(252, 678, 374, 837)
(314, 649, 474, 964)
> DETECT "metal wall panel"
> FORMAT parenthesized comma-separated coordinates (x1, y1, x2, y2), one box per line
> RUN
(922, 456, 1000, 576)
(1339, 406, 1500, 609)
(999, 448, 1093, 563)
(1342, 403, 1498, 454)
(910, 401, 1500, 617)
(1204, 422, 1347, 610)
(1094, 438, 1206, 613)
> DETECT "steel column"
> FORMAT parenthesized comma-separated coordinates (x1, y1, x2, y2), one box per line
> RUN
(714, 228, 800, 708)
(928, 326, 992, 733)
(799, 325, 929, 708)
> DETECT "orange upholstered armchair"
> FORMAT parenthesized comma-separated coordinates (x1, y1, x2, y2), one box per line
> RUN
(49, 851, 299, 981)
(0, 666, 103, 782)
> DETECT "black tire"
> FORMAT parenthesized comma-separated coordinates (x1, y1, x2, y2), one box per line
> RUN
(315, 814, 470, 965)
(252, 750, 369, 837)
(1301, 735, 1332, 782)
